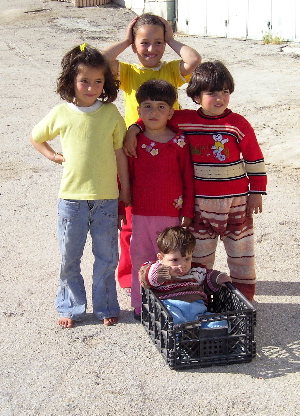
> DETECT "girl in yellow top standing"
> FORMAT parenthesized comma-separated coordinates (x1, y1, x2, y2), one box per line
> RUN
(102, 13, 201, 318)
(30, 44, 130, 328)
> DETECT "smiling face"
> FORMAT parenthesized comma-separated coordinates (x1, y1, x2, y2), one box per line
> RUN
(74, 64, 105, 107)
(158, 250, 193, 277)
(196, 88, 231, 116)
(132, 25, 166, 68)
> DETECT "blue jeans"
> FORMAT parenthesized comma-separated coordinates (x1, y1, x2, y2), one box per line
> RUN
(56, 199, 120, 321)
(162, 299, 228, 328)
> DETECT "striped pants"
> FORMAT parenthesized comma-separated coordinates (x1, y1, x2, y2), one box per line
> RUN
(189, 196, 256, 301)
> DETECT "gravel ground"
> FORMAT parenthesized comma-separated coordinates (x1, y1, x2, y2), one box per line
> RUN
(0, 1, 299, 415)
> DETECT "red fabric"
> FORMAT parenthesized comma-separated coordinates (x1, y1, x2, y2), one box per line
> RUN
(118, 206, 132, 288)
(233, 282, 255, 302)
(129, 130, 194, 218)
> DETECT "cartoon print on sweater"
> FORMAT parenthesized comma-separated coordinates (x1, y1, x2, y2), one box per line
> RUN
(211, 134, 229, 161)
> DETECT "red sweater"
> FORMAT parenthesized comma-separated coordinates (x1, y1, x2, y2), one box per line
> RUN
(137, 108, 267, 199)
(129, 130, 194, 218)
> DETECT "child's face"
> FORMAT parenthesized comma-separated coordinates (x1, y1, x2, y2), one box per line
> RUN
(132, 25, 166, 68)
(74, 64, 105, 107)
(158, 250, 193, 277)
(196, 89, 230, 117)
(138, 100, 174, 131)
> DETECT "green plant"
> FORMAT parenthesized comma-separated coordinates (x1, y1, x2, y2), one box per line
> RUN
(262, 33, 285, 44)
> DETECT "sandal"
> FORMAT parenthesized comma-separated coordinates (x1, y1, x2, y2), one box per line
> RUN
(103, 317, 118, 326)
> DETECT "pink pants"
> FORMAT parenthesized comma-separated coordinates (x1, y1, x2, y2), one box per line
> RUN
(130, 215, 180, 309)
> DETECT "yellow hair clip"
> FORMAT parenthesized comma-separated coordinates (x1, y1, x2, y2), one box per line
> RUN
(80, 43, 87, 52)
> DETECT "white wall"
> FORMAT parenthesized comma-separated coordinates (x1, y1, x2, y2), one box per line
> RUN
(176, 0, 300, 41)
(113, 0, 300, 41)
(113, 0, 174, 21)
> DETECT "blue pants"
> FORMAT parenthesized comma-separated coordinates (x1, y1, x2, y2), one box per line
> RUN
(56, 199, 120, 321)
(162, 299, 228, 328)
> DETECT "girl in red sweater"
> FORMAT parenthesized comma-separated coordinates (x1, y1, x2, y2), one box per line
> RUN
(129, 79, 194, 319)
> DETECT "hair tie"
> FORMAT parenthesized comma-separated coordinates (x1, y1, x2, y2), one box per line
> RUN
(80, 43, 87, 52)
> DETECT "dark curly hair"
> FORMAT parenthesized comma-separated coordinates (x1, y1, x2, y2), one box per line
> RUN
(56, 44, 120, 103)
(132, 13, 165, 40)
(187, 61, 234, 104)
(136, 79, 177, 107)
(157, 226, 196, 257)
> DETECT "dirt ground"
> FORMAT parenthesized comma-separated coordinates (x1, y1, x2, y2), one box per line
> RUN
(0, 1, 299, 415)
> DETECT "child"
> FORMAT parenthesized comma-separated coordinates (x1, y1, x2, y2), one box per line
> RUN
(30, 44, 130, 328)
(102, 13, 201, 291)
(125, 61, 267, 302)
(102, 13, 201, 127)
(129, 79, 195, 320)
(139, 226, 232, 325)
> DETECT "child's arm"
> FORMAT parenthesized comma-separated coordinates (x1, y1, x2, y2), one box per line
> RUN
(192, 266, 232, 293)
(246, 194, 263, 217)
(179, 135, 195, 226)
(123, 124, 140, 157)
(115, 148, 131, 207)
(159, 17, 201, 76)
(139, 262, 171, 288)
(30, 136, 65, 164)
(102, 17, 138, 76)
(123, 124, 141, 157)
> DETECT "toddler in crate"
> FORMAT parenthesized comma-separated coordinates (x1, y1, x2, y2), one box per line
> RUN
(139, 226, 232, 326)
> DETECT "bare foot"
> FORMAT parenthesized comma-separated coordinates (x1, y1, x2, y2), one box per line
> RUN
(58, 317, 75, 328)
(103, 317, 118, 326)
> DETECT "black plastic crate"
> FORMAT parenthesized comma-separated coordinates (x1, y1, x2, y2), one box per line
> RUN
(141, 283, 256, 369)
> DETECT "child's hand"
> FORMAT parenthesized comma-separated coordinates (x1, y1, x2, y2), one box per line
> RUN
(158, 16, 174, 44)
(156, 264, 171, 283)
(216, 272, 232, 287)
(123, 125, 139, 157)
(118, 214, 127, 231)
(181, 216, 192, 227)
(119, 189, 131, 207)
(246, 194, 263, 217)
(125, 17, 139, 45)
(54, 153, 65, 165)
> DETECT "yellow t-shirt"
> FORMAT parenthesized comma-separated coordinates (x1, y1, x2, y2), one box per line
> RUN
(119, 60, 190, 127)
(31, 103, 126, 200)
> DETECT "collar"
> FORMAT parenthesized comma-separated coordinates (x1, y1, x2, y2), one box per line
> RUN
(135, 61, 165, 71)
(197, 107, 232, 119)
(68, 100, 103, 113)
